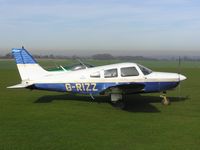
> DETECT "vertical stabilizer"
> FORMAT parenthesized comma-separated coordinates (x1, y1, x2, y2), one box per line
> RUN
(12, 48, 48, 81)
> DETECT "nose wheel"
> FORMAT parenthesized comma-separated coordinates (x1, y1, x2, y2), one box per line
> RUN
(160, 92, 170, 105)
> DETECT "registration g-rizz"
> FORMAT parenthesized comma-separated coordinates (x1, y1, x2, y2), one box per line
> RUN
(65, 83, 98, 92)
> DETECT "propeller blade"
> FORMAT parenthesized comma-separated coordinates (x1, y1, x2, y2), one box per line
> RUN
(178, 56, 181, 99)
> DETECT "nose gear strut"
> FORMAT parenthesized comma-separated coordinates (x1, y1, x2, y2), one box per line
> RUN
(160, 91, 170, 105)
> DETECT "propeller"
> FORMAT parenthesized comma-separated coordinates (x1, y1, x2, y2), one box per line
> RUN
(177, 56, 188, 101)
(178, 56, 181, 99)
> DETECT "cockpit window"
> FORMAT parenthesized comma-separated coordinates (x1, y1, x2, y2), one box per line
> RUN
(121, 67, 139, 77)
(104, 68, 118, 78)
(138, 64, 152, 75)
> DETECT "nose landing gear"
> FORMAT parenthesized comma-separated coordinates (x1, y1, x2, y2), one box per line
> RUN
(160, 91, 170, 105)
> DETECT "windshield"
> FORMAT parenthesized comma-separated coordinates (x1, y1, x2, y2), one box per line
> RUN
(70, 63, 94, 71)
(138, 64, 152, 75)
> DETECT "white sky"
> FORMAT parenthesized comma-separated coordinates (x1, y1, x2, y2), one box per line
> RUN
(0, 0, 200, 56)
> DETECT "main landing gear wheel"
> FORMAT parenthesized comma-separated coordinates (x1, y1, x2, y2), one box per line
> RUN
(111, 100, 125, 110)
(160, 92, 170, 105)
(110, 94, 125, 109)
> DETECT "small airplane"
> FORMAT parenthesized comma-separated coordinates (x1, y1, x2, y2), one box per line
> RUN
(8, 47, 187, 108)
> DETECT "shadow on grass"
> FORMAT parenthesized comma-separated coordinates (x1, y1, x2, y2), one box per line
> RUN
(123, 94, 189, 112)
(35, 94, 189, 113)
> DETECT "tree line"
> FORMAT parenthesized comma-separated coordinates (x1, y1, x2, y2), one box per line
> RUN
(0, 52, 200, 61)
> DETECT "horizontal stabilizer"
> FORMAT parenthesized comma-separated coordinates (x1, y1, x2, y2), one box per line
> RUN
(7, 83, 32, 89)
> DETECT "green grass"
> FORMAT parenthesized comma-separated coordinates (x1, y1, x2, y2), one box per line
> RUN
(0, 59, 200, 150)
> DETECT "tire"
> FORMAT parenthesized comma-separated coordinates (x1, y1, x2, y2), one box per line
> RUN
(162, 98, 170, 105)
(111, 100, 126, 109)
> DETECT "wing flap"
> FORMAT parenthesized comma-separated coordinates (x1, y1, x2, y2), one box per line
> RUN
(100, 82, 145, 95)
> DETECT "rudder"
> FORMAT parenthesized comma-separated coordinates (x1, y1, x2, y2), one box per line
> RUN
(12, 48, 37, 64)
(12, 47, 48, 81)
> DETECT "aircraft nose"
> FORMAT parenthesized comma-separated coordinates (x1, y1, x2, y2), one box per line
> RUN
(179, 74, 187, 81)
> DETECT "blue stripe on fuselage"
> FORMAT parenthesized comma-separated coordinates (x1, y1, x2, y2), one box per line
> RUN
(34, 83, 66, 92)
(144, 82, 179, 92)
(34, 81, 179, 94)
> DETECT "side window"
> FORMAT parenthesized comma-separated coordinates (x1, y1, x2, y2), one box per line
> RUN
(121, 67, 139, 77)
(90, 71, 100, 78)
(104, 68, 118, 78)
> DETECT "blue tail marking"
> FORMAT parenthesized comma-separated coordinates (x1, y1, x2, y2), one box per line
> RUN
(12, 48, 37, 64)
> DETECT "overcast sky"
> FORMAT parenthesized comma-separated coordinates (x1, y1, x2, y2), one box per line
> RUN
(0, 0, 200, 56)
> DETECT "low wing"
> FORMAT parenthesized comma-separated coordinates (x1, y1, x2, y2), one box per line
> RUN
(100, 82, 145, 95)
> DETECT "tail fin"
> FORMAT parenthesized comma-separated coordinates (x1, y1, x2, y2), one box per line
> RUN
(12, 47, 48, 81)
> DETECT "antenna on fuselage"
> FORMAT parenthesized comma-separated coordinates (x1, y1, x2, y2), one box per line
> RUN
(77, 59, 88, 69)
(60, 65, 67, 71)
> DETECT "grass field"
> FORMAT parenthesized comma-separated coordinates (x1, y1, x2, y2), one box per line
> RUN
(0, 59, 200, 150)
